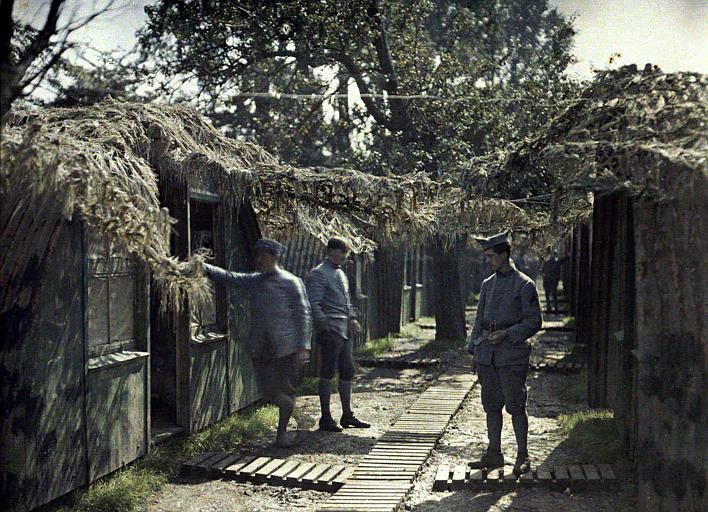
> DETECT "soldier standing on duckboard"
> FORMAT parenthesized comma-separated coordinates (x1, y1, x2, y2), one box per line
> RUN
(202, 238, 312, 448)
(468, 231, 542, 476)
(307, 237, 370, 432)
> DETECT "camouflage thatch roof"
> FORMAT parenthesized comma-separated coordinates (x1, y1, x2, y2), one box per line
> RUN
(1, 100, 538, 312)
(462, 65, 708, 250)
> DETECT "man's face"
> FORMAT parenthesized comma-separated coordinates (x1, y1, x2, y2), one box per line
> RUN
(484, 248, 507, 272)
(255, 249, 278, 272)
(328, 248, 348, 266)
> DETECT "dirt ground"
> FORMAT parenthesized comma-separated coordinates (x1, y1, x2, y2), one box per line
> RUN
(143, 311, 634, 512)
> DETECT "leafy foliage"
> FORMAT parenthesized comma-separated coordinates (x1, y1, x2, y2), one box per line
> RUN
(139, 0, 580, 183)
(40, 49, 154, 108)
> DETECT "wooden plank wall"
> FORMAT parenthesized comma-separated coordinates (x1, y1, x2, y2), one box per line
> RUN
(586, 193, 636, 448)
(633, 183, 707, 512)
(370, 247, 405, 339)
(574, 224, 592, 349)
(0, 221, 87, 512)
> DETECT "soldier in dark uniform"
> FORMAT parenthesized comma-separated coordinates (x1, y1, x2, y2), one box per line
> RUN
(541, 252, 562, 313)
(202, 238, 312, 447)
(467, 231, 542, 475)
(306, 237, 370, 432)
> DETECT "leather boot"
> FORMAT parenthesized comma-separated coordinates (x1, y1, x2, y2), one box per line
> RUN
(468, 449, 505, 470)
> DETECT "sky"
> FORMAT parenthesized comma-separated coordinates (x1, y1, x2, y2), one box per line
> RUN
(550, 0, 708, 78)
(15, 0, 708, 80)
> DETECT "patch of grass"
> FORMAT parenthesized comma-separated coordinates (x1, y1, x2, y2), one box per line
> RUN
(354, 335, 396, 357)
(41, 404, 277, 512)
(420, 336, 466, 354)
(563, 370, 588, 404)
(557, 409, 624, 465)
(393, 324, 416, 339)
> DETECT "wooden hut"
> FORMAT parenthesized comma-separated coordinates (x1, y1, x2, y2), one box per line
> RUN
(1, 101, 453, 511)
(476, 65, 707, 512)
(0, 103, 275, 511)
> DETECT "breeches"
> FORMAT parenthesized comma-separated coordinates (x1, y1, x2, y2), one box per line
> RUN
(254, 353, 300, 402)
(477, 363, 528, 416)
(318, 331, 356, 381)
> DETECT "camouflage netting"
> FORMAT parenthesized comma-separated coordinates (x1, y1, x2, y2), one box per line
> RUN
(1, 100, 540, 313)
(462, 65, 708, 253)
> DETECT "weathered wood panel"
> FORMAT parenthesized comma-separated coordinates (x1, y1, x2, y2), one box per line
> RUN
(87, 353, 148, 481)
(633, 182, 708, 512)
(189, 338, 229, 432)
(0, 220, 86, 512)
(370, 247, 405, 339)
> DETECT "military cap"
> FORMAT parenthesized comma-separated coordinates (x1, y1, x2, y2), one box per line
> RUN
(474, 230, 511, 251)
(253, 237, 286, 256)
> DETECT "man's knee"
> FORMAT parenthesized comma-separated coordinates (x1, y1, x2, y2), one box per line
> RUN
(505, 403, 526, 416)
(482, 401, 504, 414)
(272, 392, 294, 410)
(481, 390, 505, 414)
(339, 359, 356, 381)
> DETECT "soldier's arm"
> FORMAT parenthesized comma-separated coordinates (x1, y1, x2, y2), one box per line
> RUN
(290, 277, 313, 351)
(345, 275, 358, 321)
(468, 284, 487, 352)
(202, 263, 259, 290)
(305, 269, 329, 331)
(506, 280, 542, 344)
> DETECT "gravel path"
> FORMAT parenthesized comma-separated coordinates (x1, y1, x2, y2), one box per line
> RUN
(143, 315, 634, 512)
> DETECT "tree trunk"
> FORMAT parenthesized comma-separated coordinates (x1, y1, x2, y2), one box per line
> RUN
(432, 236, 467, 342)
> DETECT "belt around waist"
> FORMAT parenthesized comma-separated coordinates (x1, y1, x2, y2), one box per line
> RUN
(482, 321, 515, 332)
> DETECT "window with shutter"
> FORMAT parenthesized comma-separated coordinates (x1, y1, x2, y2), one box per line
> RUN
(85, 229, 137, 357)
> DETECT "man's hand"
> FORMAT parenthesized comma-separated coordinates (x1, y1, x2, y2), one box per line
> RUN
(487, 329, 508, 345)
(350, 319, 362, 335)
(296, 349, 310, 366)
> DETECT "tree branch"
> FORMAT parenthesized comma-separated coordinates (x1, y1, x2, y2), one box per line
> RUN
(332, 50, 394, 132)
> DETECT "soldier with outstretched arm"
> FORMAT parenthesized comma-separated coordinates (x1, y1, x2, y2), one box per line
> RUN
(306, 237, 370, 432)
(467, 231, 542, 476)
(202, 238, 312, 448)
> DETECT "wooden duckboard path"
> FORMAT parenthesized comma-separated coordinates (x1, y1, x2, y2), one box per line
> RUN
(531, 360, 586, 373)
(181, 452, 352, 492)
(317, 366, 476, 512)
(357, 356, 441, 369)
(433, 463, 616, 491)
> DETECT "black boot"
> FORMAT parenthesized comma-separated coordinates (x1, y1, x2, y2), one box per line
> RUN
(513, 450, 531, 476)
(318, 415, 343, 432)
(341, 413, 370, 428)
(468, 449, 505, 470)
(318, 378, 341, 431)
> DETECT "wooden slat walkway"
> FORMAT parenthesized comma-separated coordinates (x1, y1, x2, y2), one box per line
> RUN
(181, 453, 352, 491)
(356, 356, 441, 369)
(433, 463, 616, 491)
(317, 366, 476, 512)
(531, 360, 587, 372)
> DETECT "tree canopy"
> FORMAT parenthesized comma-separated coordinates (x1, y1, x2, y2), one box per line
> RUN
(139, 0, 579, 191)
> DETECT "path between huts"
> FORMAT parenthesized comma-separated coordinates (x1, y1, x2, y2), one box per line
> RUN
(143, 310, 632, 512)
